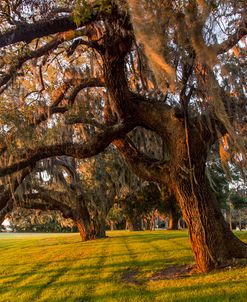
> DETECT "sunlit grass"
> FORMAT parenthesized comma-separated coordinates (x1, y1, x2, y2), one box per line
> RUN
(0, 230, 247, 301)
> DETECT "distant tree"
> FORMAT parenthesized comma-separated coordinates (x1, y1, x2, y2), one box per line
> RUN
(107, 203, 125, 230)
(4, 155, 117, 240)
(118, 183, 181, 231)
(8, 208, 76, 233)
(208, 158, 247, 230)
(230, 192, 247, 230)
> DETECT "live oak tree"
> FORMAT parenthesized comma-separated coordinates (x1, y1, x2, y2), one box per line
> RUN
(7, 207, 75, 233)
(118, 183, 159, 231)
(118, 183, 180, 231)
(164, 195, 181, 231)
(0, 0, 246, 272)
(5, 154, 117, 241)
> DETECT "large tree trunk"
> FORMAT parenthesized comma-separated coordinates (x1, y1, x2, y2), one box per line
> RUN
(174, 176, 247, 272)
(92, 214, 106, 239)
(74, 200, 106, 241)
(160, 116, 247, 271)
(75, 218, 91, 241)
(75, 215, 106, 241)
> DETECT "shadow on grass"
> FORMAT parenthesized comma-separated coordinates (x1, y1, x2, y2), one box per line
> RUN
(7, 279, 245, 302)
(58, 279, 247, 302)
(2, 231, 246, 301)
(153, 280, 247, 302)
(108, 231, 188, 242)
(1, 259, 247, 302)
(0, 255, 193, 283)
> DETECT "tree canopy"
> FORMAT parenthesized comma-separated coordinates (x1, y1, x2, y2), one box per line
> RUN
(0, 0, 246, 272)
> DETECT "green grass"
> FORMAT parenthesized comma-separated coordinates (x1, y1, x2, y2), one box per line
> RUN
(0, 231, 247, 302)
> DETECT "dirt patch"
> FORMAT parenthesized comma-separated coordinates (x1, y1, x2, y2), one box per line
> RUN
(151, 264, 197, 281)
(122, 268, 142, 286)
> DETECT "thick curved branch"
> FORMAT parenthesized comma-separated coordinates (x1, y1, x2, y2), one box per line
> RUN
(0, 78, 104, 157)
(0, 0, 117, 49)
(0, 121, 135, 177)
(0, 29, 88, 89)
(128, 93, 183, 143)
(66, 117, 106, 129)
(113, 137, 169, 184)
(0, 159, 78, 223)
(0, 16, 78, 48)
(67, 78, 105, 106)
(50, 157, 82, 193)
(0, 167, 33, 223)
(16, 193, 73, 219)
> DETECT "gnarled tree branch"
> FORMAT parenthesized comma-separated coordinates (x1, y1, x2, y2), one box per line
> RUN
(113, 137, 169, 184)
(0, 16, 79, 48)
(0, 121, 135, 177)
(16, 192, 73, 219)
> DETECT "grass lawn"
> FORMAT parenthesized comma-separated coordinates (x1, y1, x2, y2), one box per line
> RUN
(0, 230, 247, 302)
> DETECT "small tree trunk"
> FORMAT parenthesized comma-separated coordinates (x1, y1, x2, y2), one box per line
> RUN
(109, 220, 117, 230)
(126, 217, 142, 231)
(141, 219, 144, 230)
(238, 210, 242, 231)
(168, 207, 179, 230)
(178, 217, 187, 229)
(92, 214, 106, 239)
(126, 218, 134, 231)
(174, 177, 247, 272)
(146, 218, 151, 230)
(225, 205, 232, 231)
(151, 213, 155, 230)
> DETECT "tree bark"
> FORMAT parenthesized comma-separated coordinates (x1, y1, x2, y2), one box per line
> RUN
(76, 218, 91, 241)
(169, 127, 247, 271)
(168, 207, 179, 230)
(92, 214, 106, 239)
(74, 200, 95, 241)
(174, 176, 247, 272)
(75, 215, 106, 241)
(75, 201, 106, 241)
